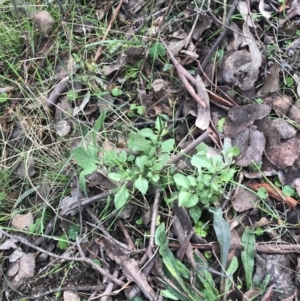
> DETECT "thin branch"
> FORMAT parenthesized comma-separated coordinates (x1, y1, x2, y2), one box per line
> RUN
(94, 0, 125, 62)
(0, 228, 125, 286)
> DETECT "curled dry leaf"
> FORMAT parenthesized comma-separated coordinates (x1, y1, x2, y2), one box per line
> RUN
(63, 291, 81, 301)
(258, 0, 272, 19)
(266, 138, 300, 169)
(7, 261, 20, 277)
(55, 120, 71, 137)
(15, 156, 36, 178)
(232, 186, 258, 212)
(272, 119, 296, 139)
(9, 249, 23, 263)
(237, 1, 257, 27)
(223, 23, 262, 90)
(55, 56, 77, 80)
(293, 73, 300, 97)
(192, 15, 212, 40)
(227, 22, 246, 51)
(0, 239, 18, 250)
(272, 95, 293, 116)
(257, 64, 280, 96)
(224, 104, 271, 138)
(233, 125, 265, 167)
(11, 211, 34, 231)
(59, 188, 83, 216)
(11, 253, 35, 288)
(195, 75, 210, 130)
(32, 11, 54, 36)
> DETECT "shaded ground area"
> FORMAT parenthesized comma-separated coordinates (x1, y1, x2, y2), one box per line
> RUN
(2, 0, 300, 300)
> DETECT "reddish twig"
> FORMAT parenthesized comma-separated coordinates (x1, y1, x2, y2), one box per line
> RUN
(247, 182, 298, 208)
(160, 39, 207, 108)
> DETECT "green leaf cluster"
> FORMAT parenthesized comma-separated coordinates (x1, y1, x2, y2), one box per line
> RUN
(173, 143, 238, 210)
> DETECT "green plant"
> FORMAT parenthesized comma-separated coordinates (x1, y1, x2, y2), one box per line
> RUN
(173, 143, 239, 209)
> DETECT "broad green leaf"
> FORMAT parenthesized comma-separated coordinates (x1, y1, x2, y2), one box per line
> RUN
(220, 168, 235, 182)
(111, 87, 123, 96)
(57, 234, 68, 250)
(158, 153, 170, 165)
(149, 42, 165, 60)
(160, 289, 180, 300)
(194, 255, 218, 301)
(224, 256, 238, 296)
(282, 185, 295, 197)
(195, 142, 208, 155)
(155, 223, 183, 284)
(108, 172, 124, 182)
(178, 190, 190, 207)
(127, 132, 151, 152)
(155, 116, 164, 133)
(0, 93, 8, 103)
(257, 187, 268, 200)
(118, 150, 127, 163)
(189, 206, 202, 223)
(209, 208, 231, 270)
(182, 194, 198, 208)
(187, 175, 197, 186)
(135, 155, 148, 169)
(241, 228, 255, 290)
(139, 128, 156, 141)
(71, 146, 97, 168)
(173, 174, 191, 189)
(151, 174, 160, 183)
(93, 109, 106, 132)
(161, 139, 175, 153)
(79, 164, 97, 193)
(191, 155, 214, 173)
(217, 117, 226, 132)
(152, 162, 163, 171)
(114, 185, 129, 209)
(134, 177, 148, 194)
(67, 224, 80, 241)
(155, 224, 199, 301)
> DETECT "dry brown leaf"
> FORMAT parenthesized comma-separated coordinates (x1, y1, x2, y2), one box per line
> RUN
(237, 1, 257, 27)
(0, 239, 18, 250)
(63, 291, 81, 301)
(243, 288, 262, 301)
(11, 211, 34, 231)
(259, 0, 272, 19)
(272, 119, 296, 139)
(55, 120, 71, 137)
(232, 186, 259, 212)
(272, 95, 294, 116)
(195, 75, 210, 130)
(233, 125, 265, 167)
(15, 157, 36, 178)
(224, 104, 271, 138)
(257, 64, 280, 96)
(59, 189, 83, 216)
(32, 11, 54, 36)
(11, 253, 35, 288)
(9, 249, 23, 262)
(266, 138, 300, 169)
(192, 15, 212, 40)
(7, 261, 20, 277)
(55, 56, 77, 80)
